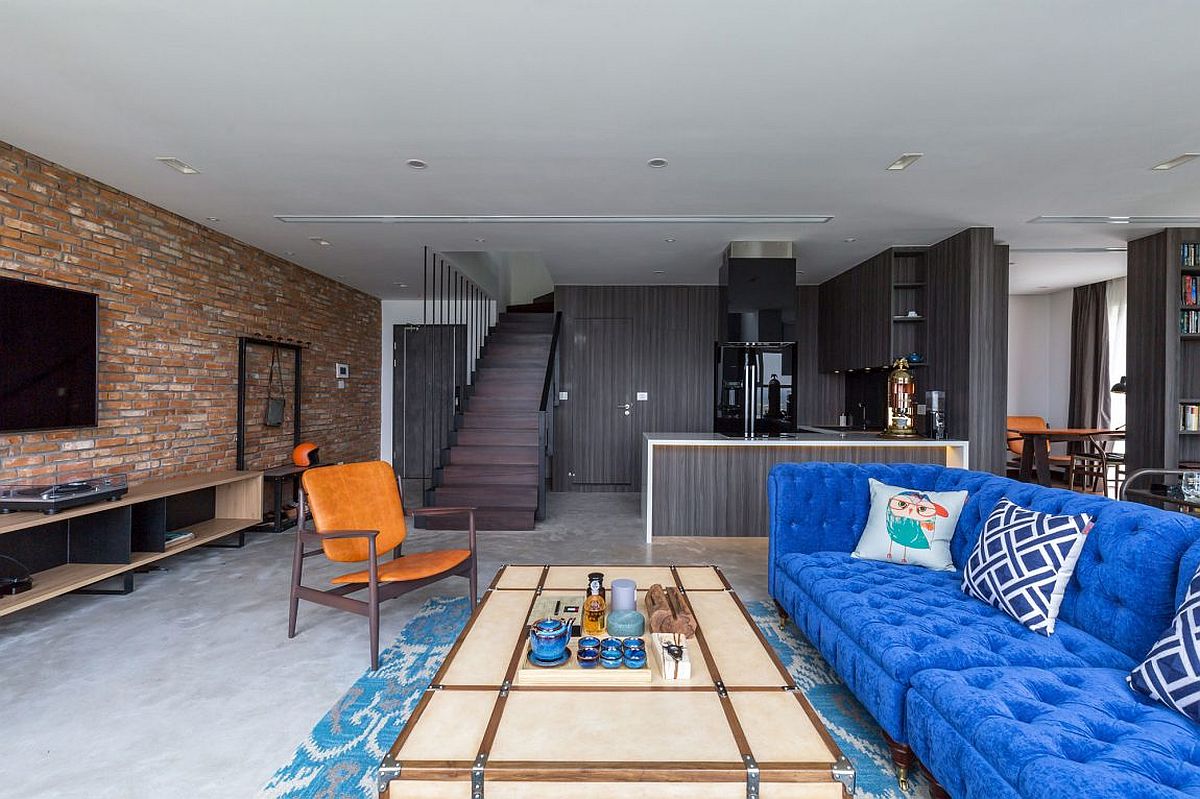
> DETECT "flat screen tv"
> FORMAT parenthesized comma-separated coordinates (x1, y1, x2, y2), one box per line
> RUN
(0, 276, 98, 432)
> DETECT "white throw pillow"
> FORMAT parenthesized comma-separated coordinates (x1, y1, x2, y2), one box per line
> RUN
(851, 478, 968, 571)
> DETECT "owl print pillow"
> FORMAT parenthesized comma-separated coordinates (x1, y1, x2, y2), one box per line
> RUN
(851, 478, 968, 571)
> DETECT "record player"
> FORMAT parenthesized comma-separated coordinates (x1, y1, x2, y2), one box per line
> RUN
(0, 474, 128, 514)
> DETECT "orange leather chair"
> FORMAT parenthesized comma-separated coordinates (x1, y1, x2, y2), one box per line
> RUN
(1006, 415, 1071, 481)
(289, 460, 477, 669)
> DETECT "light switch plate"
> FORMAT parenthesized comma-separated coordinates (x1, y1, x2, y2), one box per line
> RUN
(636, 392, 649, 401)
(335, 362, 350, 379)
(559, 391, 569, 401)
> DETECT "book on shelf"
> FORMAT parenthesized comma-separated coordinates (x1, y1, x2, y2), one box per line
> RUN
(164, 530, 195, 548)
(1185, 274, 1200, 306)
(1182, 310, 1200, 334)
(1182, 404, 1200, 432)
(1186, 244, 1200, 268)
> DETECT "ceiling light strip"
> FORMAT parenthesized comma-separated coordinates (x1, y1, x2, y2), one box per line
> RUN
(1010, 247, 1128, 253)
(1152, 153, 1200, 171)
(886, 153, 923, 171)
(1030, 215, 1200, 225)
(274, 214, 833, 224)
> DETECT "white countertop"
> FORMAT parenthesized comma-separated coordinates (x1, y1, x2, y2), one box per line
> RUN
(644, 430, 969, 447)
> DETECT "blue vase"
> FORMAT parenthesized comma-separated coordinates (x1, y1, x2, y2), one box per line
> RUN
(528, 617, 571, 662)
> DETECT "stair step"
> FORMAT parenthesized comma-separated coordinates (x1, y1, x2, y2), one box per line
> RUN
(416, 506, 536, 531)
(468, 397, 539, 412)
(441, 464, 539, 483)
(447, 445, 540, 465)
(499, 312, 555, 322)
(460, 412, 541, 430)
(472, 377, 545, 390)
(488, 333, 552, 344)
(455, 428, 540, 446)
(484, 345, 551, 358)
(432, 485, 539, 508)
(475, 367, 544, 379)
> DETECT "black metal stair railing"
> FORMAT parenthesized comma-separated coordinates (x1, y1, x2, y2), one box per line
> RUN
(536, 311, 563, 520)
(421, 247, 495, 502)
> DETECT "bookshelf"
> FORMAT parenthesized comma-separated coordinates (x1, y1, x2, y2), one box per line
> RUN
(1127, 228, 1200, 472)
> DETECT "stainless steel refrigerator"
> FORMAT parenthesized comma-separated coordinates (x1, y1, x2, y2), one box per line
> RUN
(714, 343, 797, 438)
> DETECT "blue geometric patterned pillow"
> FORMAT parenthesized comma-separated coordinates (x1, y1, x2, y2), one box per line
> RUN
(961, 498, 1092, 636)
(1129, 566, 1200, 723)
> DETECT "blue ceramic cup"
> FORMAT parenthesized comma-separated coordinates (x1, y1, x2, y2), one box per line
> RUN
(624, 648, 647, 669)
(599, 637, 623, 654)
(528, 617, 571, 662)
(578, 636, 601, 651)
(621, 637, 645, 652)
(577, 647, 600, 669)
(599, 649, 624, 669)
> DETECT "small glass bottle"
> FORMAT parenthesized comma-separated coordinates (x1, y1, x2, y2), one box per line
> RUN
(582, 573, 607, 636)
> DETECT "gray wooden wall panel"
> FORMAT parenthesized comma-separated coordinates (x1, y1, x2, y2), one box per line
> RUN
(795, 286, 845, 423)
(554, 286, 719, 491)
(925, 228, 1007, 474)
(651, 444, 949, 536)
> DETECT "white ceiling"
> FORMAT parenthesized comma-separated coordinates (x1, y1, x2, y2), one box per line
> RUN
(2, 1, 1198, 298)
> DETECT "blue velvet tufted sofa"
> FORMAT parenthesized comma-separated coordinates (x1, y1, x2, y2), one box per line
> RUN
(768, 462, 1200, 799)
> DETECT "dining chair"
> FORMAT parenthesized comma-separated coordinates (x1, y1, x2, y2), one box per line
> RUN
(1005, 416, 1071, 480)
(289, 460, 477, 669)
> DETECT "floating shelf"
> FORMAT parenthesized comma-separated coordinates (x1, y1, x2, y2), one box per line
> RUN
(893, 282, 927, 289)
(893, 316, 926, 322)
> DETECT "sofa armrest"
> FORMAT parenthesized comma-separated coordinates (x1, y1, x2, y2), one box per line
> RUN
(768, 463, 874, 595)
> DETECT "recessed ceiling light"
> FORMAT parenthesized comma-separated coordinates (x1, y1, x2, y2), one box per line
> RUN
(475, 238, 486, 243)
(1037, 285, 1049, 289)
(205, 217, 220, 222)
(886, 153, 923, 171)
(405, 159, 428, 169)
(1010, 246, 1129, 253)
(664, 238, 676, 243)
(156, 157, 200, 174)
(1031, 215, 1200, 225)
(647, 158, 669, 168)
(308, 236, 332, 246)
(652, 270, 666, 274)
(392, 281, 408, 287)
(1152, 153, 1200, 171)
(276, 214, 834, 224)
(844, 237, 856, 243)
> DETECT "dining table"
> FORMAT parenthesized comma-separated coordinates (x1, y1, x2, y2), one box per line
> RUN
(1014, 427, 1126, 487)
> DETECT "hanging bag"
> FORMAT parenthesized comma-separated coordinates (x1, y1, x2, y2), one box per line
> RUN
(264, 346, 286, 427)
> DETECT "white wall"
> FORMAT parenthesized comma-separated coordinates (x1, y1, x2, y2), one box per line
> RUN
(379, 298, 497, 463)
(1007, 289, 1073, 426)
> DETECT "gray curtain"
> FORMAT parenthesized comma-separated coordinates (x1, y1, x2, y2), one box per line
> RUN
(1068, 282, 1111, 430)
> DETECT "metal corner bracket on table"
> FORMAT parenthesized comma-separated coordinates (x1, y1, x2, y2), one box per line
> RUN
(832, 754, 857, 795)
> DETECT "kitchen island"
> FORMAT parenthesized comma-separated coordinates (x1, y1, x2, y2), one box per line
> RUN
(642, 430, 969, 540)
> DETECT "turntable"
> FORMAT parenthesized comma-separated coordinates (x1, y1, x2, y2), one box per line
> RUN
(0, 474, 128, 514)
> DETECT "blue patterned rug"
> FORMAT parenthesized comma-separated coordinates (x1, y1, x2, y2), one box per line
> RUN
(259, 596, 931, 799)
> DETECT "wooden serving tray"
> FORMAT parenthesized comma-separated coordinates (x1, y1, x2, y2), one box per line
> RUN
(516, 593, 652, 686)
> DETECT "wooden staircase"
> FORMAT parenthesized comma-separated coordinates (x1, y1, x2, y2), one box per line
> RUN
(420, 311, 555, 530)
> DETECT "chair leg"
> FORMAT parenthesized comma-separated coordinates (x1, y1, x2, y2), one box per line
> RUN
(469, 557, 478, 608)
(288, 527, 305, 639)
(368, 558, 381, 670)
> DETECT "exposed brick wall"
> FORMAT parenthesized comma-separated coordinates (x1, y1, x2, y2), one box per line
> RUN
(0, 140, 381, 483)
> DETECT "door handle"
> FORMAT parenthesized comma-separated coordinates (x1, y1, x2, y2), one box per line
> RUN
(618, 403, 631, 410)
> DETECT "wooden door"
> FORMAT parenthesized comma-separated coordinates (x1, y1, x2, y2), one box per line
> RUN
(568, 317, 634, 487)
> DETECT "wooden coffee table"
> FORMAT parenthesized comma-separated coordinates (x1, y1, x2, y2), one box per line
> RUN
(378, 564, 852, 798)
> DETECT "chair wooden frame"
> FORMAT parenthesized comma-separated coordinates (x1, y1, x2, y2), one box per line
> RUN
(288, 474, 477, 669)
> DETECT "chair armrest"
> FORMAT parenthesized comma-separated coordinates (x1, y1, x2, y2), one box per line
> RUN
(299, 528, 379, 543)
(410, 507, 478, 554)
(411, 507, 477, 517)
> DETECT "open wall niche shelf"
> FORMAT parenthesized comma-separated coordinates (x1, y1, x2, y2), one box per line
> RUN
(0, 471, 262, 617)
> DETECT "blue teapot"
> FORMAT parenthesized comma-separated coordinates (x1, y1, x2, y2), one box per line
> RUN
(528, 617, 571, 662)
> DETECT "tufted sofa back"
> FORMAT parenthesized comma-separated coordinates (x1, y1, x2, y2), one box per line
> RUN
(768, 462, 1200, 662)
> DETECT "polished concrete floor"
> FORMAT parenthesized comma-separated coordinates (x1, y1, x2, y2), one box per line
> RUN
(0, 493, 769, 799)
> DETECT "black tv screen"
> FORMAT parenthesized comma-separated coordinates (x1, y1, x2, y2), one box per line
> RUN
(0, 276, 98, 432)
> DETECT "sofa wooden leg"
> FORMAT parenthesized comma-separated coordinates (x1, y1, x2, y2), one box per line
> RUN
(920, 763, 950, 799)
(774, 599, 789, 621)
(882, 732, 914, 792)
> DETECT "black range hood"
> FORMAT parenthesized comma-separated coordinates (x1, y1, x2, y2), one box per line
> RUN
(718, 241, 798, 344)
